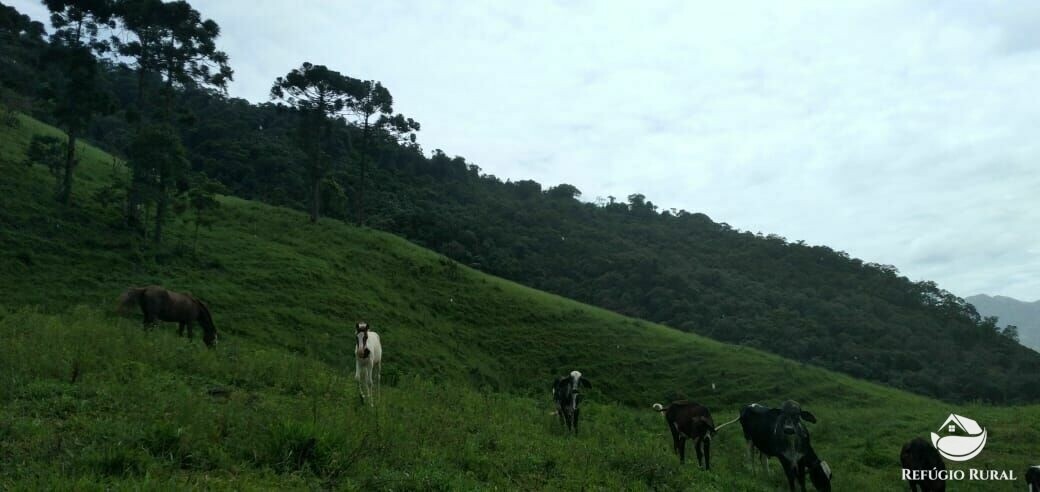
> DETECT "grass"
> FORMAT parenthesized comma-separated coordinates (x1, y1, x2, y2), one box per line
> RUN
(1, 112, 1038, 490)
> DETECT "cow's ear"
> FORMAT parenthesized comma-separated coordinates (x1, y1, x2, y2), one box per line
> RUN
(801, 410, 818, 423)
(580, 378, 592, 388)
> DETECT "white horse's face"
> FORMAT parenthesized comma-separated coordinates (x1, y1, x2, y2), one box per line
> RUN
(356, 330, 370, 358)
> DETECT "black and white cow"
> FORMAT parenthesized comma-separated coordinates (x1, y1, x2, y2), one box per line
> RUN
(735, 401, 832, 491)
(653, 400, 716, 469)
(900, 437, 945, 492)
(552, 370, 591, 433)
(1027, 465, 1040, 492)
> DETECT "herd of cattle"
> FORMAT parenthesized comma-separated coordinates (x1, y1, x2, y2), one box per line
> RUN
(552, 370, 1040, 492)
(116, 287, 1039, 491)
(553, 370, 829, 491)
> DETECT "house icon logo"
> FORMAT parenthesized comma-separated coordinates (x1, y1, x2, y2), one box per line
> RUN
(930, 414, 987, 462)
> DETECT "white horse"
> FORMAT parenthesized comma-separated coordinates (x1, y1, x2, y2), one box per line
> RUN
(354, 322, 382, 405)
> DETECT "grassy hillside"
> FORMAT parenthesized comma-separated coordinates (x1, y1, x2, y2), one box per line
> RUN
(55, 60, 1040, 405)
(2, 114, 1039, 490)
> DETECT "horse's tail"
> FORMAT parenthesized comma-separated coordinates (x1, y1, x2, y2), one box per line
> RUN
(116, 287, 145, 312)
(190, 295, 218, 347)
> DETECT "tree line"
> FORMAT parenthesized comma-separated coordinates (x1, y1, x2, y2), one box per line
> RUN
(3, 1, 1038, 403)
(3, 0, 415, 242)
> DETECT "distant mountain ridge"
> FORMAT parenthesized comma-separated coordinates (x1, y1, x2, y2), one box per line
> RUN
(966, 294, 1040, 352)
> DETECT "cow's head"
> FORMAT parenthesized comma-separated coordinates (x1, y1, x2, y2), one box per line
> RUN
(554, 371, 591, 408)
(569, 370, 592, 390)
(778, 400, 817, 436)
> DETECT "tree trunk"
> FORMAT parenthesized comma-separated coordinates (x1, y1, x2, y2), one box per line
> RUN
(128, 67, 147, 229)
(310, 175, 320, 223)
(357, 119, 370, 227)
(358, 157, 366, 227)
(163, 67, 174, 122)
(141, 201, 150, 239)
(193, 216, 200, 256)
(60, 132, 77, 205)
(154, 178, 167, 244)
(136, 65, 148, 122)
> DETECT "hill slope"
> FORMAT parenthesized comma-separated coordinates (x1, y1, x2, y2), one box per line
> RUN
(3, 114, 1039, 489)
(37, 61, 1037, 404)
(0, 0, 1034, 402)
(967, 294, 1040, 352)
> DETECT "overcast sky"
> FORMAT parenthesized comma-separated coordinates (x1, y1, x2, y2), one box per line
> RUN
(14, 0, 1040, 301)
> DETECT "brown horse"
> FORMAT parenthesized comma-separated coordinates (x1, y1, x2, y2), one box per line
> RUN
(117, 285, 217, 347)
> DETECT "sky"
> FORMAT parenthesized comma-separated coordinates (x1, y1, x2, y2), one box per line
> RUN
(13, 0, 1040, 301)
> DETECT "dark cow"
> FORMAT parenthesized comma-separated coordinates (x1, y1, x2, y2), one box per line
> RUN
(735, 401, 831, 491)
(552, 370, 591, 433)
(900, 437, 945, 492)
(1027, 466, 1040, 492)
(652, 400, 716, 469)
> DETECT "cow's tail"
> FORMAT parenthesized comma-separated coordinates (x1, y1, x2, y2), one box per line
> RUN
(116, 287, 145, 312)
(652, 403, 665, 412)
(714, 416, 741, 433)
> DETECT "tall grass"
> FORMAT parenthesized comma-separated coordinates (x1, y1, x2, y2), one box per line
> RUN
(0, 309, 759, 490)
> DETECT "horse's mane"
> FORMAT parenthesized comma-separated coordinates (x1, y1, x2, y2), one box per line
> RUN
(186, 294, 211, 317)
(187, 293, 218, 345)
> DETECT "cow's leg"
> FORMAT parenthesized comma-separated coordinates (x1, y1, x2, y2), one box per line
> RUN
(694, 437, 704, 469)
(703, 435, 711, 470)
(907, 482, 919, 492)
(678, 436, 687, 464)
(779, 458, 796, 491)
(669, 426, 682, 462)
(573, 408, 580, 434)
(762, 450, 770, 474)
(556, 405, 566, 427)
(746, 441, 755, 472)
(186, 321, 194, 340)
(796, 463, 807, 492)
(178, 322, 185, 336)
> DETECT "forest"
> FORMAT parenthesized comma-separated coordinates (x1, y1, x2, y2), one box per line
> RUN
(2, 0, 1038, 404)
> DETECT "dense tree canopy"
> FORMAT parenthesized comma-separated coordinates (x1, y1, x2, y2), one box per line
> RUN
(0, 4, 47, 100)
(270, 62, 359, 223)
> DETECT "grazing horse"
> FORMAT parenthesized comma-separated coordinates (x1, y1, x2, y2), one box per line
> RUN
(354, 322, 382, 405)
(117, 285, 217, 347)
